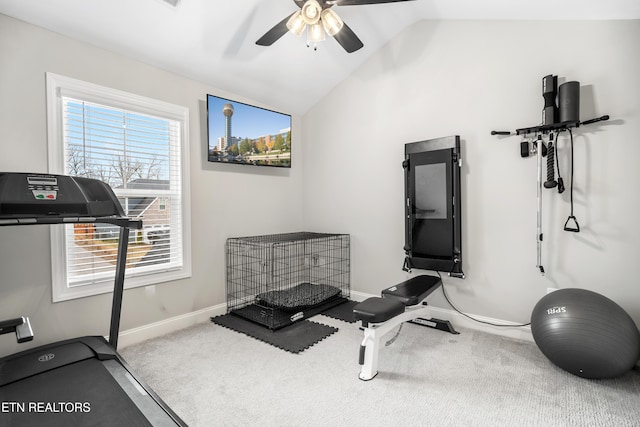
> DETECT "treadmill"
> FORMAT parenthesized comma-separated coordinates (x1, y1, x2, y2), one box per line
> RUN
(0, 173, 186, 427)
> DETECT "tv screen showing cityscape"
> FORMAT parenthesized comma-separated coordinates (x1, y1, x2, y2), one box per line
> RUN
(207, 94, 292, 168)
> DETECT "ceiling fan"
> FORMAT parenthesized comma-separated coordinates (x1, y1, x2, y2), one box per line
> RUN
(256, 0, 415, 53)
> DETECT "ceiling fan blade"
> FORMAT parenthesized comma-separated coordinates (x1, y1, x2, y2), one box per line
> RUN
(256, 13, 296, 46)
(293, 0, 305, 6)
(334, 0, 415, 5)
(332, 21, 364, 53)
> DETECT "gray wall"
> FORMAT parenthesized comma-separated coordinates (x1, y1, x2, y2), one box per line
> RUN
(302, 20, 640, 325)
(2, 15, 639, 357)
(0, 14, 304, 356)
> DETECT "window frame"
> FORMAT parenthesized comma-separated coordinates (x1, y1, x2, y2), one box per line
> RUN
(46, 72, 191, 302)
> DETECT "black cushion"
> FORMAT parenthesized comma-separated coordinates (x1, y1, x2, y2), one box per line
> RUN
(256, 283, 341, 311)
(353, 297, 405, 324)
(381, 275, 441, 306)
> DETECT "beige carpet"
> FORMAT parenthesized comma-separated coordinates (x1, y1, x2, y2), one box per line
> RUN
(120, 315, 640, 427)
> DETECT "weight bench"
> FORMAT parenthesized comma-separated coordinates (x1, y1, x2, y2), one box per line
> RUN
(353, 275, 457, 380)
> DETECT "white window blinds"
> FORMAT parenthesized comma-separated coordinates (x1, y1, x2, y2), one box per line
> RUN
(46, 73, 191, 302)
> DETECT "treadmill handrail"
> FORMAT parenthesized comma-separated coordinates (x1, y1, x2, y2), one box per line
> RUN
(0, 215, 142, 228)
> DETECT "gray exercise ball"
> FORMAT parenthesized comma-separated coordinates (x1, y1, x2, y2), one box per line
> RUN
(531, 288, 640, 379)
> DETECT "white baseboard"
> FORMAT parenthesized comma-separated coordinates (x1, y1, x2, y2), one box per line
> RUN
(117, 294, 533, 349)
(350, 291, 533, 342)
(117, 303, 227, 349)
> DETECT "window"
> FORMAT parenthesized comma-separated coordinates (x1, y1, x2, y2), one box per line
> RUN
(46, 73, 191, 302)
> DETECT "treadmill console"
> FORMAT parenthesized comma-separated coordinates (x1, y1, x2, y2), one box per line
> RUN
(26, 175, 60, 201)
(0, 172, 125, 220)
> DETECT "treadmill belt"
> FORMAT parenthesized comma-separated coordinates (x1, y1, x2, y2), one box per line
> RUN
(0, 358, 152, 427)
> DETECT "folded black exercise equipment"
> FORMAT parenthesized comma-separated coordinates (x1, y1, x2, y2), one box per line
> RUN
(353, 275, 457, 381)
(0, 172, 186, 427)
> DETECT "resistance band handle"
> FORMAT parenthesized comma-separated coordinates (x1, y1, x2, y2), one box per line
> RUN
(564, 216, 580, 233)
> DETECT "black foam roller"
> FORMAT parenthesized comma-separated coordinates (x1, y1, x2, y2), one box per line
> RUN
(559, 81, 580, 123)
(542, 75, 559, 125)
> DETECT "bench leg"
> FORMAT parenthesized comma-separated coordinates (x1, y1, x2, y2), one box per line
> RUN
(359, 327, 382, 380)
(357, 305, 436, 381)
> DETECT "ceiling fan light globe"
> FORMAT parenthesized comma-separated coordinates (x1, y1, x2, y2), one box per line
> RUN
(286, 11, 306, 36)
(320, 9, 343, 36)
(301, 0, 322, 25)
(307, 22, 326, 43)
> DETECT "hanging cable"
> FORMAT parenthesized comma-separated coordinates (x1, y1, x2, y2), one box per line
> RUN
(555, 136, 565, 193)
(436, 271, 531, 328)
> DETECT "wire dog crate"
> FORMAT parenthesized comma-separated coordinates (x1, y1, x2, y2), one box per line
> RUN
(226, 232, 350, 330)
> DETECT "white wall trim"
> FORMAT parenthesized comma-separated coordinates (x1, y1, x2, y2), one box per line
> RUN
(117, 303, 227, 349)
(350, 291, 533, 342)
(118, 293, 534, 350)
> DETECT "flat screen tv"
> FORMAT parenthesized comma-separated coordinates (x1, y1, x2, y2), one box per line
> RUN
(207, 94, 292, 168)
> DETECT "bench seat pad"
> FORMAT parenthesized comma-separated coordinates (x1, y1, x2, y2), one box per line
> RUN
(382, 275, 441, 306)
(353, 297, 405, 324)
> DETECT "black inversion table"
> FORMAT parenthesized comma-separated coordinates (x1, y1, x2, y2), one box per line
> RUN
(0, 173, 185, 426)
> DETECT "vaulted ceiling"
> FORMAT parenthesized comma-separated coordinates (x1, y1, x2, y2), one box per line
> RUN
(1, 0, 638, 114)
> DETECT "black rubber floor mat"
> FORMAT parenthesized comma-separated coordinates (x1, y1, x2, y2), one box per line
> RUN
(320, 299, 359, 323)
(211, 314, 338, 354)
